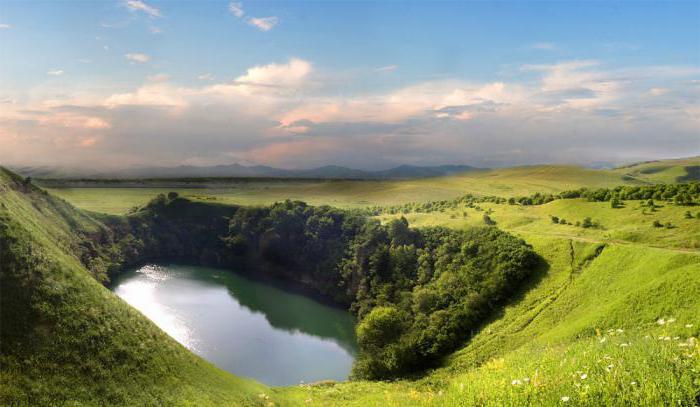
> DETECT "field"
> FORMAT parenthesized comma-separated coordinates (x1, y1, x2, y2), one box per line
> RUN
(42, 164, 680, 215)
(3, 159, 699, 406)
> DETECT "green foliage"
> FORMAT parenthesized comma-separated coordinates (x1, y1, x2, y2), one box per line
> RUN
(223, 200, 537, 379)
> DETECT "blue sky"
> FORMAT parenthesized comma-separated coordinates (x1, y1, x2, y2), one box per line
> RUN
(1, 1, 698, 169)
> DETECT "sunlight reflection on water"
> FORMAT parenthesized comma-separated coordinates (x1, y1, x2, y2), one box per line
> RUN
(115, 266, 197, 351)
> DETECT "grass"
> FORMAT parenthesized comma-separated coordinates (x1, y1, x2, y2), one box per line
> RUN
(377, 198, 700, 250)
(3, 164, 699, 406)
(0, 169, 269, 406)
(43, 164, 673, 215)
(273, 235, 700, 406)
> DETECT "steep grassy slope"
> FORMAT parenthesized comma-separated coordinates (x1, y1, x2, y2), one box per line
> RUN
(274, 235, 700, 406)
(45, 164, 647, 215)
(0, 169, 267, 405)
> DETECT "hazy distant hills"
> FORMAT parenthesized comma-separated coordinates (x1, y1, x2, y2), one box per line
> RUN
(10, 163, 479, 180)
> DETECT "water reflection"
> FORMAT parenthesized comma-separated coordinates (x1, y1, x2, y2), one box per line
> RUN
(111, 264, 357, 386)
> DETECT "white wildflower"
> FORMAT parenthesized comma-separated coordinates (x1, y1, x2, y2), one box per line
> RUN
(580, 373, 588, 380)
(620, 343, 630, 347)
(561, 396, 570, 402)
(631, 381, 637, 385)
(657, 318, 666, 325)
(685, 324, 693, 328)
(668, 318, 676, 324)
(511, 379, 522, 385)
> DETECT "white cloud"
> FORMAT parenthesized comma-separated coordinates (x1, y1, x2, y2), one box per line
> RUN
(4, 58, 699, 169)
(47, 69, 64, 76)
(198, 73, 214, 81)
(229, 2, 244, 18)
(376, 65, 398, 73)
(125, 53, 150, 63)
(0, 23, 11, 29)
(232, 57, 312, 93)
(125, 0, 161, 18)
(649, 87, 670, 96)
(247, 16, 278, 31)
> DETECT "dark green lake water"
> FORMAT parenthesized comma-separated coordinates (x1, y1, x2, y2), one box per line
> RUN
(111, 264, 357, 386)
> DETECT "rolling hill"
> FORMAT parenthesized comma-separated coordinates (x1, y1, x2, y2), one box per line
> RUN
(1, 165, 698, 405)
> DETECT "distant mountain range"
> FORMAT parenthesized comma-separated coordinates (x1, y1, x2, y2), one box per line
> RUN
(10, 163, 480, 180)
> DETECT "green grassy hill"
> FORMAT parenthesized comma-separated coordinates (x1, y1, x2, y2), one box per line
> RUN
(0, 168, 267, 405)
(275, 236, 700, 405)
(613, 156, 700, 184)
(2, 166, 698, 406)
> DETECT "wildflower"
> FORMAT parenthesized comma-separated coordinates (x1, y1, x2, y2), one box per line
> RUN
(685, 324, 693, 328)
(580, 373, 588, 380)
(599, 337, 607, 343)
(523, 377, 530, 383)
(657, 318, 666, 325)
(620, 343, 630, 347)
(561, 396, 570, 402)
(668, 318, 676, 324)
(511, 379, 522, 385)
(616, 328, 624, 333)
(631, 381, 637, 386)
(605, 364, 614, 372)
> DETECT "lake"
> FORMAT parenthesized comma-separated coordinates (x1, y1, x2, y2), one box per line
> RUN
(111, 264, 357, 386)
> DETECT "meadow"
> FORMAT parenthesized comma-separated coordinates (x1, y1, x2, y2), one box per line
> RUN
(43, 163, 677, 215)
(2, 159, 699, 406)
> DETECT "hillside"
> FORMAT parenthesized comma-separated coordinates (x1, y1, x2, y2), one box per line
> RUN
(41, 163, 676, 215)
(11, 163, 478, 180)
(613, 156, 700, 184)
(0, 168, 267, 405)
(1, 166, 698, 406)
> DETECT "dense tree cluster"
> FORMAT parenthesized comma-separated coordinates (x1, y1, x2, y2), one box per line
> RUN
(223, 200, 538, 379)
(76, 195, 538, 380)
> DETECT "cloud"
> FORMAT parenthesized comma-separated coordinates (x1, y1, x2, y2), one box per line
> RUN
(125, 0, 161, 18)
(376, 65, 398, 73)
(149, 26, 162, 34)
(47, 70, 64, 76)
(232, 57, 312, 93)
(229, 2, 244, 18)
(247, 16, 278, 31)
(197, 73, 214, 81)
(2, 59, 698, 169)
(125, 53, 150, 63)
(0, 23, 11, 29)
(648, 87, 670, 96)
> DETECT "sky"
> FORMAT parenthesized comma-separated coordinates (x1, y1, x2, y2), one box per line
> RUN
(0, 0, 699, 170)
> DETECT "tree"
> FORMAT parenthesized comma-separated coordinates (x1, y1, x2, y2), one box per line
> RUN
(483, 214, 496, 226)
(550, 215, 559, 224)
(167, 191, 179, 200)
(582, 217, 593, 228)
(610, 196, 621, 209)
